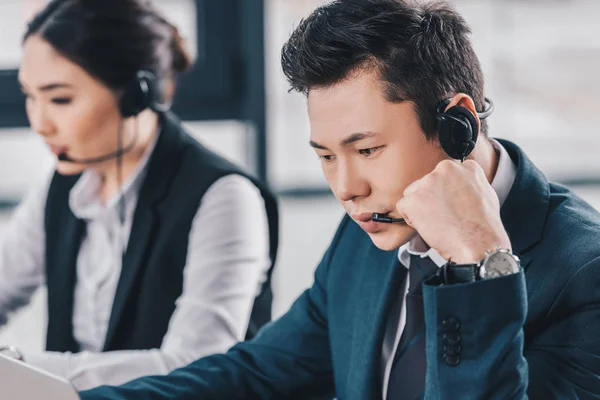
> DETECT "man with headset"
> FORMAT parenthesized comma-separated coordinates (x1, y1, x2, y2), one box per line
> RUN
(82, 1, 600, 398)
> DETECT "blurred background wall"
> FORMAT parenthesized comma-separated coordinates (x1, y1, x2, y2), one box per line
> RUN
(0, 0, 598, 351)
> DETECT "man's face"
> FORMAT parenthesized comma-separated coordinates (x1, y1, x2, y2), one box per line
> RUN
(308, 71, 446, 250)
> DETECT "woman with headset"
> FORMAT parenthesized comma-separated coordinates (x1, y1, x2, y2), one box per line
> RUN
(0, 0, 278, 390)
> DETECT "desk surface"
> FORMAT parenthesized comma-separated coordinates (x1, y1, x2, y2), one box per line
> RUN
(0, 353, 79, 400)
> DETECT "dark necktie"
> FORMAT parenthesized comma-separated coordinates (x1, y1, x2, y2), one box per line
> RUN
(386, 254, 439, 400)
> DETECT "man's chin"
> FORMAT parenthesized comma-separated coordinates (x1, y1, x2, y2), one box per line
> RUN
(367, 226, 416, 251)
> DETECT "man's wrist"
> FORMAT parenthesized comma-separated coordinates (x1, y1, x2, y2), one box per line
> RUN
(441, 247, 520, 284)
(452, 236, 512, 264)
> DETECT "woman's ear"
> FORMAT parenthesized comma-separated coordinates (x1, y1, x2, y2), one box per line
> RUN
(162, 78, 176, 103)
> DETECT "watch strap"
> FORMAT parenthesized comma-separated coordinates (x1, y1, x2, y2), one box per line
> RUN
(439, 262, 480, 284)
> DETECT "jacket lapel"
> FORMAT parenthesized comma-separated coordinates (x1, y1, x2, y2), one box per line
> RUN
(497, 139, 550, 266)
(103, 113, 186, 350)
(348, 241, 407, 399)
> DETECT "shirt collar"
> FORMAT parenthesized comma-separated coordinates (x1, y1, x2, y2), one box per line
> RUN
(397, 139, 517, 268)
(69, 127, 160, 221)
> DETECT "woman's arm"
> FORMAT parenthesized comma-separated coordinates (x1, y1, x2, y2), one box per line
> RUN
(25, 174, 271, 390)
(0, 170, 51, 327)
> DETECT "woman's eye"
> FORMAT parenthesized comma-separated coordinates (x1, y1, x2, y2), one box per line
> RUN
(52, 97, 72, 105)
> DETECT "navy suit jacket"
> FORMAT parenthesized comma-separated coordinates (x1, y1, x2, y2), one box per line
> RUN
(81, 140, 600, 399)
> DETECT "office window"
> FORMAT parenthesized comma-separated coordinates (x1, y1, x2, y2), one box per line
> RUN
(0, 0, 257, 199)
(266, 0, 600, 189)
(0, 0, 198, 69)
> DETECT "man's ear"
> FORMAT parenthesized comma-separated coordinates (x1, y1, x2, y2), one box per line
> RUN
(444, 93, 481, 134)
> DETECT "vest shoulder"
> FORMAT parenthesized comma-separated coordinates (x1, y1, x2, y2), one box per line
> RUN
(179, 132, 241, 172)
(171, 125, 276, 205)
(174, 127, 257, 186)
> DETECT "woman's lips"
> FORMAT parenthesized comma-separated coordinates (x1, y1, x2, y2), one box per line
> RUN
(48, 144, 68, 156)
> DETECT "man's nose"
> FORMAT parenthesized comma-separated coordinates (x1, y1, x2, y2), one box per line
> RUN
(336, 160, 369, 202)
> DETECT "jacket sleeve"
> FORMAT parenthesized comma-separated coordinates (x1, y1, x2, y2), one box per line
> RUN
(422, 256, 600, 400)
(79, 217, 350, 400)
(525, 256, 600, 399)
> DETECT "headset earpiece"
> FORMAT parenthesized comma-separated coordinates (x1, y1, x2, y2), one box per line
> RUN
(119, 70, 158, 118)
(437, 105, 479, 161)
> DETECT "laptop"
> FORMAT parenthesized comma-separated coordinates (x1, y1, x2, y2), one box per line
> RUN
(0, 353, 80, 399)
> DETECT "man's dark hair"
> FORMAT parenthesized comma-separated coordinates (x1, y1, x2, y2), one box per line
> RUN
(281, 0, 487, 138)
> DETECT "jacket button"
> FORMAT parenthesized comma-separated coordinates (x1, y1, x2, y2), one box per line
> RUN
(444, 354, 461, 366)
(443, 331, 461, 345)
(442, 316, 460, 331)
(443, 343, 462, 355)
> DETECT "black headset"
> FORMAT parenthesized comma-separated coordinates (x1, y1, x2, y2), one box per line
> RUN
(436, 97, 494, 161)
(58, 70, 170, 232)
(58, 70, 170, 164)
(119, 70, 170, 118)
(372, 96, 496, 224)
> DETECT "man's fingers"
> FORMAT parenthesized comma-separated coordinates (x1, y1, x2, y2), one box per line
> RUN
(395, 197, 414, 227)
(403, 175, 427, 197)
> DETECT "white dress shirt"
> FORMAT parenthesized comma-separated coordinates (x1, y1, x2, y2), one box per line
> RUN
(0, 133, 271, 390)
(381, 140, 518, 398)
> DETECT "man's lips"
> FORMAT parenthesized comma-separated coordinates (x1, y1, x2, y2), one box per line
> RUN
(352, 211, 395, 233)
(352, 212, 375, 222)
(358, 220, 381, 233)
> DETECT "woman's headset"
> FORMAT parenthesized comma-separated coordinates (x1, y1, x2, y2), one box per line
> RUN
(117, 70, 171, 232)
(119, 70, 171, 118)
(58, 70, 170, 165)
(436, 97, 494, 161)
(56, 70, 171, 239)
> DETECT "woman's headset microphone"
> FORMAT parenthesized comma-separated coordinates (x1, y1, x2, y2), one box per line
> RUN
(56, 70, 170, 227)
(0, 0, 279, 390)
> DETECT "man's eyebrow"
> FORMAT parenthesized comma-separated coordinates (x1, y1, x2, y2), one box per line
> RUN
(309, 140, 329, 150)
(309, 131, 379, 151)
(340, 131, 378, 147)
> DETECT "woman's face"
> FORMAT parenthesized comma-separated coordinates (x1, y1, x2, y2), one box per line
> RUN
(19, 35, 124, 175)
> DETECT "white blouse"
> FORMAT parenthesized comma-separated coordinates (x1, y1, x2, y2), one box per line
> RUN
(0, 137, 271, 390)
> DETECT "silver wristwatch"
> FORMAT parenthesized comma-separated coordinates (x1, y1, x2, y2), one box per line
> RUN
(479, 248, 521, 280)
(440, 248, 521, 284)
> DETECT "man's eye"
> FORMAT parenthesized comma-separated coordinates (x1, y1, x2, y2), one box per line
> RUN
(319, 155, 336, 162)
(359, 146, 383, 156)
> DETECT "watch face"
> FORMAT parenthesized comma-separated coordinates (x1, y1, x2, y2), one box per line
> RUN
(483, 251, 520, 279)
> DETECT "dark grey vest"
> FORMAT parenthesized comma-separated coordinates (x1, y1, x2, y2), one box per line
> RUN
(44, 112, 278, 352)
